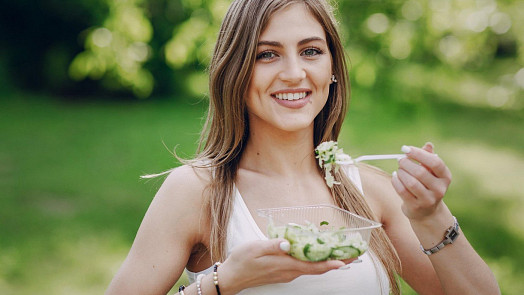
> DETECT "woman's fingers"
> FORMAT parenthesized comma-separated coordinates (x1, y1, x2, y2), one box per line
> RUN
(391, 170, 417, 200)
(261, 239, 345, 270)
(250, 238, 290, 257)
(398, 157, 435, 190)
(422, 142, 434, 153)
(402, 145, 451, 181)
(246, 239, 344, 269)
(402, 144, 451, 197)
(392, 170, 429, 219)
(396, 167, 429, 197)
(392, 143, 453, 219)
(300, 260, 346, 274)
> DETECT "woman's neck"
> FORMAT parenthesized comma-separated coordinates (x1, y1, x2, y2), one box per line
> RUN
(239, 126, 318, 177)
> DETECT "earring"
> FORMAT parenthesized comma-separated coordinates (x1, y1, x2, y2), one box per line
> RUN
(331, 74, 337, 83)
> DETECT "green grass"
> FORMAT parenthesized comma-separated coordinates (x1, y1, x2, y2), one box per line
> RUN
(1, 90, 523, 294)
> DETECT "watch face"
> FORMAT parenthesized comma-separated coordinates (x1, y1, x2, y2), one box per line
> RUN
(446, 228, 460, 242)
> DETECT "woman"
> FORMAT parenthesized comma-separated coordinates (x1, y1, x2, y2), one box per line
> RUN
(106, 0, 500, 294)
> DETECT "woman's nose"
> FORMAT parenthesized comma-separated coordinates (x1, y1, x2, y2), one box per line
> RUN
(278, 56, 306, 83)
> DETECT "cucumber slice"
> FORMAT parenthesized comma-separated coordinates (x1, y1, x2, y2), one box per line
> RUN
(284, 227, 301, 243)
(267, 224, 287, 239)
(330, 245, 360, 260)
(304, 243, 333, 262)
(290, 243, 309, 261)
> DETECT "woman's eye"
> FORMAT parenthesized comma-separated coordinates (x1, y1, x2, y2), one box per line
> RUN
(257, 51, 276, 60)
(302, 48, 323, 56)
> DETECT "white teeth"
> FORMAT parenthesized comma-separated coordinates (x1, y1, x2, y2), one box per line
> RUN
(275, 92, 307, 101)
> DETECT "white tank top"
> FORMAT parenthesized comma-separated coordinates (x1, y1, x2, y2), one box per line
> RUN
(186, 165, 390, 294)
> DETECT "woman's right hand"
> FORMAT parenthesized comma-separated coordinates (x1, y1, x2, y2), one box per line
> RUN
(217, 238, 346, 294)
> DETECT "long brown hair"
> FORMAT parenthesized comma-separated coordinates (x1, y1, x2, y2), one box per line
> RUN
(191, 0, 401, 293)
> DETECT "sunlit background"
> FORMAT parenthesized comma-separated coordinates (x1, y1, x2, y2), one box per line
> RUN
(1, 0, 523, 294)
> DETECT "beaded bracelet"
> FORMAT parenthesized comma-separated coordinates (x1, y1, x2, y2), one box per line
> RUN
(178, 285, 186, 295)
(196, 274, 204, 295)
(213, 262, 222, 295)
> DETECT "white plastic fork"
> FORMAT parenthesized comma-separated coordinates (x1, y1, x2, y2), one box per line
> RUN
(335, 154, 407, 165)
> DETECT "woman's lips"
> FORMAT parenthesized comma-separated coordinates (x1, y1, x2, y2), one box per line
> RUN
(271, 91, 312, 109)
(273, 91, 309, 101)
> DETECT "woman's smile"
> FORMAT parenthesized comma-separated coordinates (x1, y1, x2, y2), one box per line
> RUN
(271, 89, 312, 109)
(273, 91, 310, 101)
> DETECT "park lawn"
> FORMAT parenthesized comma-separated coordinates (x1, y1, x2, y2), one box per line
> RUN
(1, 90, 523, 294)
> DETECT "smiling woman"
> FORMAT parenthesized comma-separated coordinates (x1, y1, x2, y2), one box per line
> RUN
(105, 1, 500, 295)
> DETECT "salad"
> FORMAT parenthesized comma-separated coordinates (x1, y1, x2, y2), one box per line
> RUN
(315, 141, 351, 188)
(268, 221, 368, 261)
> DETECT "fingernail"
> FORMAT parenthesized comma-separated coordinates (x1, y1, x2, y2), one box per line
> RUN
(392, 171, 398, 178)
(425, 142, 434, 149)
(280, 241, 290, 252)
(401, 145, 411, 154)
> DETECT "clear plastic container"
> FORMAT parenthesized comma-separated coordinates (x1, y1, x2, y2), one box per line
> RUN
(257, 204, 382, 261)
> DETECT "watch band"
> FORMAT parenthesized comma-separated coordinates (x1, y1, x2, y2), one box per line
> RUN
(421, 216, 460, 255)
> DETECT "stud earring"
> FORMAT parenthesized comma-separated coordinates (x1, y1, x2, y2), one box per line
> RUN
(331, 74, 337, 83)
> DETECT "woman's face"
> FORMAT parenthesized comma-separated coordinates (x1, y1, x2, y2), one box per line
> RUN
(246, 3, 333, 134)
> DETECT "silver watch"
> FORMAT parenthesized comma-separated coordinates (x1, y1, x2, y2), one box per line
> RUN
(421, 216, 460, 255)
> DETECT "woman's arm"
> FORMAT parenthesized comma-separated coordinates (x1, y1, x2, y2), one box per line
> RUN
(360, 164, 445, 294)
(392, 143, 499, 294)
(361, 143, 500, 295)
(105, 165, 211, 294)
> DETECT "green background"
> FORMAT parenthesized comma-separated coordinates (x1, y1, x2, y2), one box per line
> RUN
(1, 0, 523, 294)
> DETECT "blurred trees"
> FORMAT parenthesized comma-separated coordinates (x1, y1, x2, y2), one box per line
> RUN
(338, 0, 524, 110)
(68, 0, 155, 98)
(1, 0, 523, 107)
(0, 0, 109, 94)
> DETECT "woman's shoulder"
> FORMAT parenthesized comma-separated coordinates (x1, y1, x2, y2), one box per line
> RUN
(147, 164, 213, 243)
(358, 163, 391, 186)
(156, 164, 212, 204)
(357, 164, 401, 222)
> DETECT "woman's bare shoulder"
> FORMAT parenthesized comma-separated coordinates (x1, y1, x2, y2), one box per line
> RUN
(147, 164, 213, 235)
(105, 165, 213, 294)
(358, 164, 391, 188)
(357, 164, 401, 222)
(142, 164, 213, 244)
(156, 164, 212, 201)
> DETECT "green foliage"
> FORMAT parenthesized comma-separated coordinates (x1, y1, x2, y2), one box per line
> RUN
(69, 0, 155, 98)
(2, 0, 523, 101)
(164, 0, 229, 69)
(68, 0, 524, 104)
(337, 0, 524, 109)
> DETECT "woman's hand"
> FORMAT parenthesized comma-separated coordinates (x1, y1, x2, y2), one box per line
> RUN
(218, 238, 345, 294)
(391, 142, 452, 221)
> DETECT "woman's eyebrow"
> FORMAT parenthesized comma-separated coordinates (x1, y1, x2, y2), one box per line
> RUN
(257, 37, 326, 48)
(297, 36, 326, 46)
(257, 40, 282, 47)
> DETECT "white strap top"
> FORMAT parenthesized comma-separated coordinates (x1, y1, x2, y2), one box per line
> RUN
(186, 165, 389, 294)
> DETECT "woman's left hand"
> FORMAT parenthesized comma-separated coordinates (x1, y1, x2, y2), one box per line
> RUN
(391, 142, 452, 221)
